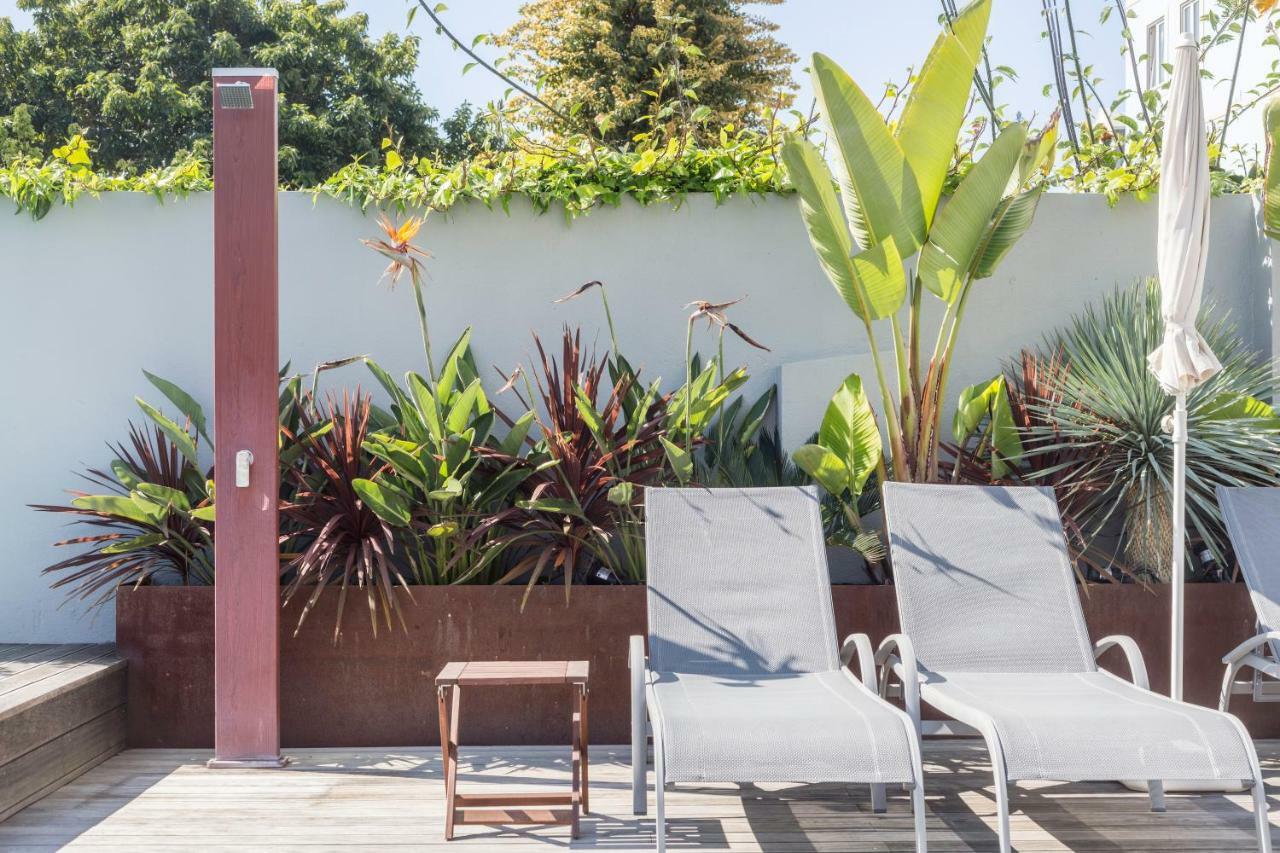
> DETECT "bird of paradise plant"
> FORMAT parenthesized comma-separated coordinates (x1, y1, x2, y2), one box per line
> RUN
(362, 214, 435, 378)
(781, 0, 1057, 485)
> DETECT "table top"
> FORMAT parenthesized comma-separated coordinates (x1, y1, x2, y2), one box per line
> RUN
(435, 660, 589, 687)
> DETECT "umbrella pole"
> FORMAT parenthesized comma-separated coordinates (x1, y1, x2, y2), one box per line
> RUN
(1170, 390, 1188, 702)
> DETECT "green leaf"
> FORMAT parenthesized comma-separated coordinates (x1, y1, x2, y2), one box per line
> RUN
(427, 477, 463, 501)
(143, 371, 209, 443)
(446, 379, 484, 433)
(918, 122, 1028, 302)
(970, 188, 1044, 280)
(406, 372, 444, 441)
(895, 0, 990, 227)
(110, 459, 142, 491)
(953, 377, 1001, 444)
(811, 52, 924, 254)
(988, 379, 1023, 478)
(134, 482, 190, 512)
(607, 481, 635, 506)
(793, 443, 852, 496)
(364, 358, 408, 409)
(849, 236, 907, 321)
(517, 497, 584, 517)
(660, 437, 694, 485)
(1201, 393, 1280, 424)
(72, 494, 163, 525)
(781, 137, 862, 313)
(136, 398, 199, 467)
(573, 385, 608, 445)
(190, 505, 216, 522)
(500, 411, 535, 456)
(1264, 98, 1280, 241)
(352, 478, 412, 526)
(101, 532, 166, 555)
(817, 373, 882, 495)
(427, 521, 458, 537)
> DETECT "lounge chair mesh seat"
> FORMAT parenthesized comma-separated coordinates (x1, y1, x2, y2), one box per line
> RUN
(644, 486, 918, 785)
(884, 483, 1257, 784)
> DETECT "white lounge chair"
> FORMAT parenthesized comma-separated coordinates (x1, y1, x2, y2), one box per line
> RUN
(880, 482, 1271, 853)
(1217, 485, 1280, 711)
(630, 486, 928, 852)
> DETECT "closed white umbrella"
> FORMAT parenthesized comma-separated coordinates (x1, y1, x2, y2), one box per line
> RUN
(1148, 34, 1221, 702)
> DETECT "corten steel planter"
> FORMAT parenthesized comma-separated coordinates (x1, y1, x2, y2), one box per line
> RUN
(116, 582, 1277, 748)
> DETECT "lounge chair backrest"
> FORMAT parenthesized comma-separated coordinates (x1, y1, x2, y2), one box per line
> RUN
(1217, 486, 1280, 661)
(882, 483, 1096, 674)
(643, 486, 840, 675)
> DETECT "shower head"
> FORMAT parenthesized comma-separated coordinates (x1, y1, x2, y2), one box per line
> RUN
(216, 81, 254, 110)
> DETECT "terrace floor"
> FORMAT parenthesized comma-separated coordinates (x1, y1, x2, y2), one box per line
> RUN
(1, 742, 1278, 851)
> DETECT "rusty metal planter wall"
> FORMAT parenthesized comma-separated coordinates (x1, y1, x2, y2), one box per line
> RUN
(116, 582, 1276, 748)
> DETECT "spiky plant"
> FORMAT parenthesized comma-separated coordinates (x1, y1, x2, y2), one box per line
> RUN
(33, 421, 215, 605)
(281, 391, 412, 641)
(1023, 280, 1280, 580)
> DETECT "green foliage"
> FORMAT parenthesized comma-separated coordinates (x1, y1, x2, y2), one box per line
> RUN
(32, 387, 216, 604)
(0, 0, 481, 185)
(1019, 281, 1280, 580)
(494, 0, 796, 146)
(782, 0, 1053, 485)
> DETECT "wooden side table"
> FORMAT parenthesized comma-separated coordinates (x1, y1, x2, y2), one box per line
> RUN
(435, 660, 590, 840)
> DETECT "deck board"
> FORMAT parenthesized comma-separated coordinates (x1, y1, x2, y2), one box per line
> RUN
(1, 741, 1278, 850)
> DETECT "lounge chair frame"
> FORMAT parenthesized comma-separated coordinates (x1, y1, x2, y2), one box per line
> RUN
(881, 483, 1272, 853)
(629, 486, 928, 853)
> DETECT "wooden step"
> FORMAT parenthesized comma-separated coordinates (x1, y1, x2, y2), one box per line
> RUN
(0, 644, 125, 821)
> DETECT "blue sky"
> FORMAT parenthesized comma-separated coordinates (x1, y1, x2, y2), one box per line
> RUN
(0, 1, 1126, 124)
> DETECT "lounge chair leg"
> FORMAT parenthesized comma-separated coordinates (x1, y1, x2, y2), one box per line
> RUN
(630, 635, 648, 816)
(1147, 780, 1166, 812)
(654, 737, 667, 853)
(870, 783, 887, 813)
(1254, 775, 1273, 853)
(980, 726, 1012, 853)
(911, 781, 928, 853)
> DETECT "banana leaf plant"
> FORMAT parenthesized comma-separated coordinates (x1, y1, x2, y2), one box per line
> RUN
(780, 0, 1057, 484)
(950, 374, 1024, 480)
(791, 373, 888, 577)
(461, 328, 670, 605)
(354, 328, 534, 584)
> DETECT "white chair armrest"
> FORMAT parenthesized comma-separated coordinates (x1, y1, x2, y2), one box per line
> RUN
(629, 634, 647, 672)
(1094, 635, 1150, 690)
(840, 633, 876, 689)
(1222, 631, 1280, 665)
(875, 633, 923, 733)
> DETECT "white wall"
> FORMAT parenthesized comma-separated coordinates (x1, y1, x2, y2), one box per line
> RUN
(1124, 0, 1274, 156)
(0, 191, 1271, 641)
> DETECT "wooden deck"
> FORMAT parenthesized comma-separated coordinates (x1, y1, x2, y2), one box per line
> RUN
(1, 741, 1278, 851)
(0, 644, 125, 822)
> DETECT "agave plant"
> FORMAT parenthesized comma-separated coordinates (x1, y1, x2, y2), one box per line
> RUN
(33, 414, 215, 605)
(281, 391, 412, 640)
(781, 0, 1058, 484)
(1022, 281, 1280, 580)
(464, 329, 669, 603)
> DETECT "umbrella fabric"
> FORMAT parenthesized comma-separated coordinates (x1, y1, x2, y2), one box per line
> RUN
(1147, 34, 1221, 395)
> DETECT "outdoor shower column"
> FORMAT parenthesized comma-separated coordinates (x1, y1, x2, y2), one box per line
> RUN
(208, 67, 285, 768)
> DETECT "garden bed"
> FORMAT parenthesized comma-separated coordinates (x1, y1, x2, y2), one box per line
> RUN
(116, 582, 1275, 747)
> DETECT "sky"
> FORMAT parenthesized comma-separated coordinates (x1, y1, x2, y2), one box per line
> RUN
(0, 0, 1128, 125)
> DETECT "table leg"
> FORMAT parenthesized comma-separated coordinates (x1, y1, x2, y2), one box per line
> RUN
(580, 687, 590, 814)
(571, 689, 583, 839)
(438, 685, 461, 840)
